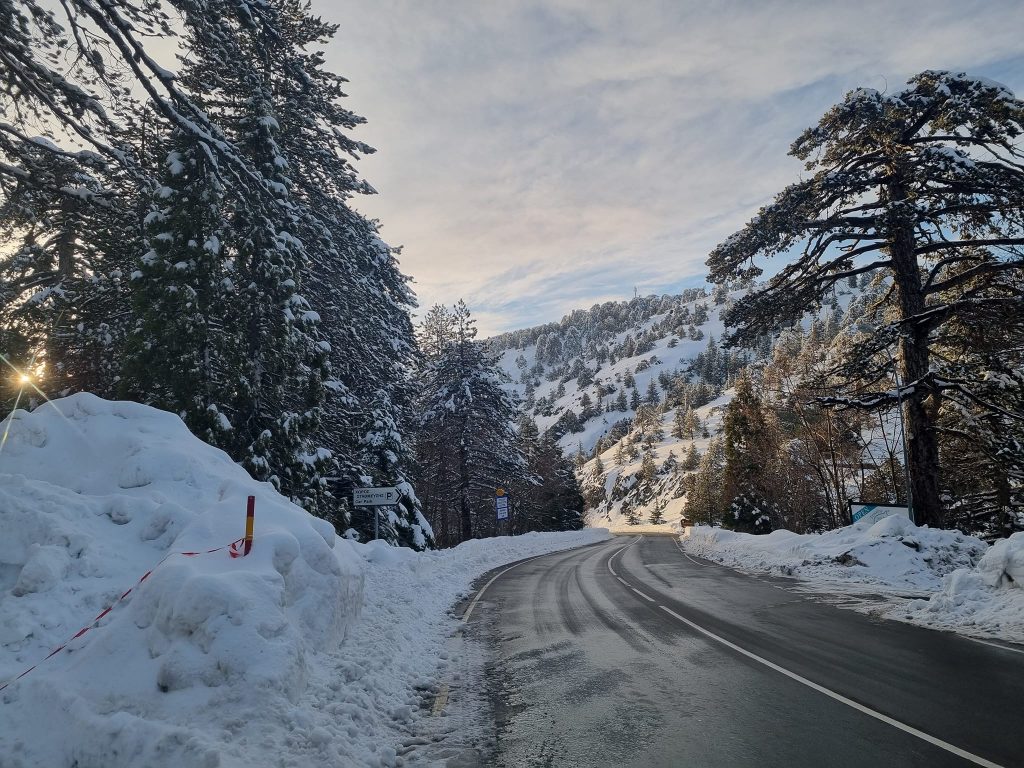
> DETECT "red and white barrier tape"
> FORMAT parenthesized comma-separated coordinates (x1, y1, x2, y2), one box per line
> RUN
(0, 496, 256, 693)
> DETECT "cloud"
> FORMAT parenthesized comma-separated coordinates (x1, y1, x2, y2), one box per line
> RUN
(317, 0, 1024, 334)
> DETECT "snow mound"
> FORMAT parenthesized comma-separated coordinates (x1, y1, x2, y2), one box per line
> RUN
(890, 533, 1024, 644)
(682, 517, 987, 593)
(0, 394, 363, 767)
(681, 520, 1024, 643)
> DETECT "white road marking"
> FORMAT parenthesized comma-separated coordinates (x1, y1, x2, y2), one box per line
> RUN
(461, 553, 549, 623)
(630, 587, 656, 602)
(606, 536, 641, 577)
(968, 636, 1024, 656)
(673, 536, 719, 567)
(464, 539, 623, 623)
(655, 605, 1006, 768)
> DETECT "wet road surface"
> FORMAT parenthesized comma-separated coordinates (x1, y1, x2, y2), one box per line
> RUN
(463, 535, 1024, 768)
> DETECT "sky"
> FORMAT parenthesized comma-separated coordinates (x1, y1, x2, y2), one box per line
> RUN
(313, 0, 1024, 336)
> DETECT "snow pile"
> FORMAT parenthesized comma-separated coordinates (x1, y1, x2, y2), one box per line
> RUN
(891, 532, 1024, 643)
(683, 515, 986, 593)
(0, 394, 362, 767)
(682, 518, 1024, 643)
(0, 393, 610, 767)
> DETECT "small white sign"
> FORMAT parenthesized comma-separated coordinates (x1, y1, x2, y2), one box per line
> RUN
(495, 495, 509, 520)
(353, 487, 400, 507)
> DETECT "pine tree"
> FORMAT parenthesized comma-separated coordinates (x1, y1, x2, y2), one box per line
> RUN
(615, 389, 628, 411)
(683, 444, 701, 472)
(708, 71, 1024, 528)
(614, 441, 625, 467)
(629, 388, 641, 410)
(721, 372, 781, 532)
(414, 302, 526, 546)
(649, 498, 667, 525)
(640, 451, 657, 482)
(121, 129, 235, 447)
(645, 379, 659, 405)
(686, 437, 724, 525)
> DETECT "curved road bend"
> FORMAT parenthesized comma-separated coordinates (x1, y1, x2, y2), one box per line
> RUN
(462, 535, 1024, 768)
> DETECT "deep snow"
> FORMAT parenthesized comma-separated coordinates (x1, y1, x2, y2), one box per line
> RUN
(0, 394, 609, 767)
(682, 518, 1024, 644)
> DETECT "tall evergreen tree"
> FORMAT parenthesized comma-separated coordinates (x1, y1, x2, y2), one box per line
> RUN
(708, 71, 1024, 528)
(721, 372, 781, 533)
(414, 302, 526, 546)
(120, 129, 235, 446)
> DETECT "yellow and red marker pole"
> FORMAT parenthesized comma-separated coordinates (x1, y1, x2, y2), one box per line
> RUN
(230, 496, 256, 558)
(243, 495, 255, 556)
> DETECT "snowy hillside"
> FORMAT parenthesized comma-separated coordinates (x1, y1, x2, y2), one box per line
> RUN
(489, 280, 872, 532)
(490, 287, 744, 456)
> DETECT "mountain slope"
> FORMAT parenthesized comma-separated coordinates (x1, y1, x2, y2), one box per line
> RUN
(489, 278, 876, 532)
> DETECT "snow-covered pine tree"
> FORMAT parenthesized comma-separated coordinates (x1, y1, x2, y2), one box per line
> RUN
(0, 148, 139, 408)
(683, 443, 700, 472)
(172, 0, 334, 513)
(120, 128, 236, 446)
(414, 301, 526, 546)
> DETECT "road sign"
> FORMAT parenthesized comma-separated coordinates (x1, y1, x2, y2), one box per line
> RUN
(495, 489, 510, 520)
(849, 502, 911, 526)
(353, 487, 401, 507)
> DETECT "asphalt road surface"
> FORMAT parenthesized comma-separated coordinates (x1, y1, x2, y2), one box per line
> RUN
(462, 535, 1024, 768)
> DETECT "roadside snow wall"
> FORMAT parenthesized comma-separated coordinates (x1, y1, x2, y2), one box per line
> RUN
(892, 532, 1024, 643)
(0, 394, 363, 767)
(682, 516, 986, 592)
(682, 519, 1024, 643)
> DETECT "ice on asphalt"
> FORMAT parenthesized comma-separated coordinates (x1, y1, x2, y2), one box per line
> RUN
(0, 394, 609, 767)
(682, 518, 1024, 643)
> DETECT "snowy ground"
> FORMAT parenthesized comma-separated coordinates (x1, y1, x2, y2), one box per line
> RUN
(682, 518, 1024, 644)
(0, 394, 608, 767)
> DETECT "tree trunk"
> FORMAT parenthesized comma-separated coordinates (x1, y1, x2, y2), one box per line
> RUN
(458, 427, 473, 543)
(887, 178, 944, 527)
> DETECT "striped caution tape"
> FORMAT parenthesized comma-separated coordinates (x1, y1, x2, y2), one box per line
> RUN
(0, 496, 256, 693)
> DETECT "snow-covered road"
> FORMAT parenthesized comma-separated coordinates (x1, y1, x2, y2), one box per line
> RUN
(459, 535, 1024, 768)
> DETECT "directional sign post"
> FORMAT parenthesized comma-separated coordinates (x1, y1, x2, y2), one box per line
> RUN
(353, 487, 401, 540)
(495, 487, 510, 523)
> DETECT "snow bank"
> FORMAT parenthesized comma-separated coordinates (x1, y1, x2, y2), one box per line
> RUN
(890, 532, 1024, 644)
(682, 519, 1024, 643)
(0, 394, 362, 767)
(683, 515, 986, 592)
(0, 393, 610, 767)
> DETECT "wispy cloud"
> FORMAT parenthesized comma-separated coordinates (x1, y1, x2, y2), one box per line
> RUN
(317, 0, 1024, 334)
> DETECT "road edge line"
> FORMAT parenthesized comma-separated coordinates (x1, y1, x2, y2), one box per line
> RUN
(655, 604, 1005, 768)
(607, 536, 642, 577)
(461, 538, 616, 624)
(673, 536, 719, 568)
(461, 553, 549, 623)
